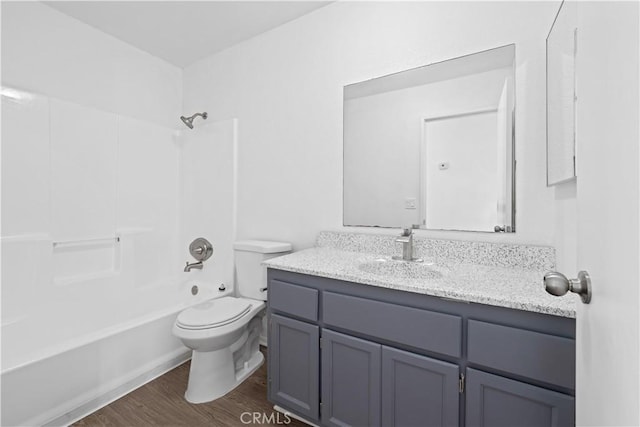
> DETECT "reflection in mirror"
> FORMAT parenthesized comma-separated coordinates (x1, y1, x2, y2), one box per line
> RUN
(546, 0, 577, 186)
(343, 45, 515, 233)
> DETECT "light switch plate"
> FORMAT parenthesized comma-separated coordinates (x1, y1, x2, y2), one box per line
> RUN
(404, 197, 417, 209)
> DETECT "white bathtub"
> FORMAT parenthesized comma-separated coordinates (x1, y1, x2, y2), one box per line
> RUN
(1, 277, 229, 427)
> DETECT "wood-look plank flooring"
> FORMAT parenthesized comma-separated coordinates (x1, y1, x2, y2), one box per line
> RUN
(74, 348, 307, 427)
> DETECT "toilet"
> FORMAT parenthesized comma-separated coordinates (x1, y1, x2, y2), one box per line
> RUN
(173, 240, 291, 404)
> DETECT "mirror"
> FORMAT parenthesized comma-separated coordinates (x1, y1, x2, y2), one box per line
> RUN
(343, 45, 516, 232)
(546, 0, 578, 186)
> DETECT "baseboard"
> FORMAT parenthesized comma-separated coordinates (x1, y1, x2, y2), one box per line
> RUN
(44, 349, 191, 427)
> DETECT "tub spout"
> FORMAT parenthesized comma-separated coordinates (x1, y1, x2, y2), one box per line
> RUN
(184, 261, 203, 272)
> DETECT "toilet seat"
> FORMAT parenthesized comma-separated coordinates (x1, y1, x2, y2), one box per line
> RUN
(176, 297, 252, 330)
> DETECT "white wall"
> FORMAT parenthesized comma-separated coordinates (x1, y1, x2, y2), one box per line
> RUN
(1, 2, 181, 127)
(179, 119, 237, 290)
(553, 181, 577, 272)
(183, 1, 562, 250)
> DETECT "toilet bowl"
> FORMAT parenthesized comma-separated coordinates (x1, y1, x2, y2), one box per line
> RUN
(173, 240, 291, 403)
(173, 297, 266, 403)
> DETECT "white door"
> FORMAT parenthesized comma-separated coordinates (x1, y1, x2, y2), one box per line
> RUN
(573, 2, 639, 425)
(421, 111, 500, 232)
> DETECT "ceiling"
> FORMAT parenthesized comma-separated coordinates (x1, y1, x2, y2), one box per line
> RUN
(44, 1, 331, 68)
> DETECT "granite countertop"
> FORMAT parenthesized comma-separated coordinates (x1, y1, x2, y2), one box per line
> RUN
(264, 246, 577, 318)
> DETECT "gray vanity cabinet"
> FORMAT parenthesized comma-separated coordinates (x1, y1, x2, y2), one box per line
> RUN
(267, 269, 576, 427)
(320, 331, 460, 427)
(321, 329, 381, 427)
(382, 347, 459, 427)
(465, 368, 575, 427)
(269, 314, 320, 421)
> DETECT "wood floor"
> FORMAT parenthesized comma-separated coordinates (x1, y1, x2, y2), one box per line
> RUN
(74, 348, 308, 427)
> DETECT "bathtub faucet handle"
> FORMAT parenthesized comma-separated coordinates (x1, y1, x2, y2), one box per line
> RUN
(189, 238, 213, 261)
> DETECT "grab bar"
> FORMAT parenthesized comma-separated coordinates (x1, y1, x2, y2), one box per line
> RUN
(52, 236, 120, 249)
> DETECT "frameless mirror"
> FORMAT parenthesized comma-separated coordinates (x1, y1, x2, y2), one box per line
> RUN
(343, 45, 516, 232)
(546, 0, 577, 186)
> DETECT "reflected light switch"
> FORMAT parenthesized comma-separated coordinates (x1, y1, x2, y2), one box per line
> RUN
(404, 198, 417, 209)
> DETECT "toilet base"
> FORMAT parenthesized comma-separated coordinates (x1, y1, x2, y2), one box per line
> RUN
(176, 303, 265, 404)
(185, 348, 264, 404)
(184, 320, 264, 406)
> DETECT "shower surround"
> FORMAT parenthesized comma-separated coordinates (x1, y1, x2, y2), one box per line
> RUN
(1, 88, 238, 425)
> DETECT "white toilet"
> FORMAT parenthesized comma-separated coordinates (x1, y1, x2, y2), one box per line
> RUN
(173, 240, 291, 404)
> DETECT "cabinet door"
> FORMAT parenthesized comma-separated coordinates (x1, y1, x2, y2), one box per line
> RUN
(381, 346, 459, 427)
(465, 368, 574, 427)
(269, 314, 320, 421)
(322, 329, 381, 427)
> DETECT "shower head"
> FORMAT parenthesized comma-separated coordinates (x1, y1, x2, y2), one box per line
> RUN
(180, 112, 208, 129)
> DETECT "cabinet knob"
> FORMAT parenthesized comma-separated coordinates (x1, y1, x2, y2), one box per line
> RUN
(544, 271, 592, 304)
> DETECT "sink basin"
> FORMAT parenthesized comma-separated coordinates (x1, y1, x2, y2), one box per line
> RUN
(358, 258, 443, 280)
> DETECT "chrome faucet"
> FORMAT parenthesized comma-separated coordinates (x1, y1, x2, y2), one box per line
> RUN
(183, 237, 213, 272)
(393, 227, 422, 262)
(184, 261, 203, 272)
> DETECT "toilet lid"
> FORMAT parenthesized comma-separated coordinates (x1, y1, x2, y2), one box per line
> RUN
(176, 297, 252, 330)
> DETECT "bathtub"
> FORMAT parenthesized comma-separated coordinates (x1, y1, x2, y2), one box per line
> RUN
(1, 277, 229, 427)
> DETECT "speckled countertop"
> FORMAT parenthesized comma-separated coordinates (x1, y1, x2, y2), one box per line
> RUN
(264, 231, 577, 318)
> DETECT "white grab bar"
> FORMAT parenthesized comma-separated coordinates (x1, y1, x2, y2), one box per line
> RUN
(52, 236, 120, 249)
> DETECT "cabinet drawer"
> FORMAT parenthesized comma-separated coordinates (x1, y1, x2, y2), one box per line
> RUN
(269, 279, 318, 322)
(323, 292, 461, 357)
(467, 320, 575, 390)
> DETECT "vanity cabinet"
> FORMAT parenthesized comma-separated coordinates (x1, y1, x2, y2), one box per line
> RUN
(267, 269, 576, 427)
(269, 314, 319, 420)
(381, 346, 459, 427)
(465, 368, 574, 427)
(319, 330, 460, 427)
(321, 329, 381, 427)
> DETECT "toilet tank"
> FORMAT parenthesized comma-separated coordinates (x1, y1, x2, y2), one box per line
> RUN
(234, 240, 292, 301)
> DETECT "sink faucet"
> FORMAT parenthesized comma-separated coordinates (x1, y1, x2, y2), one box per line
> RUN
(393, 227, 422, 262)
(184, 261, 203, 272)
